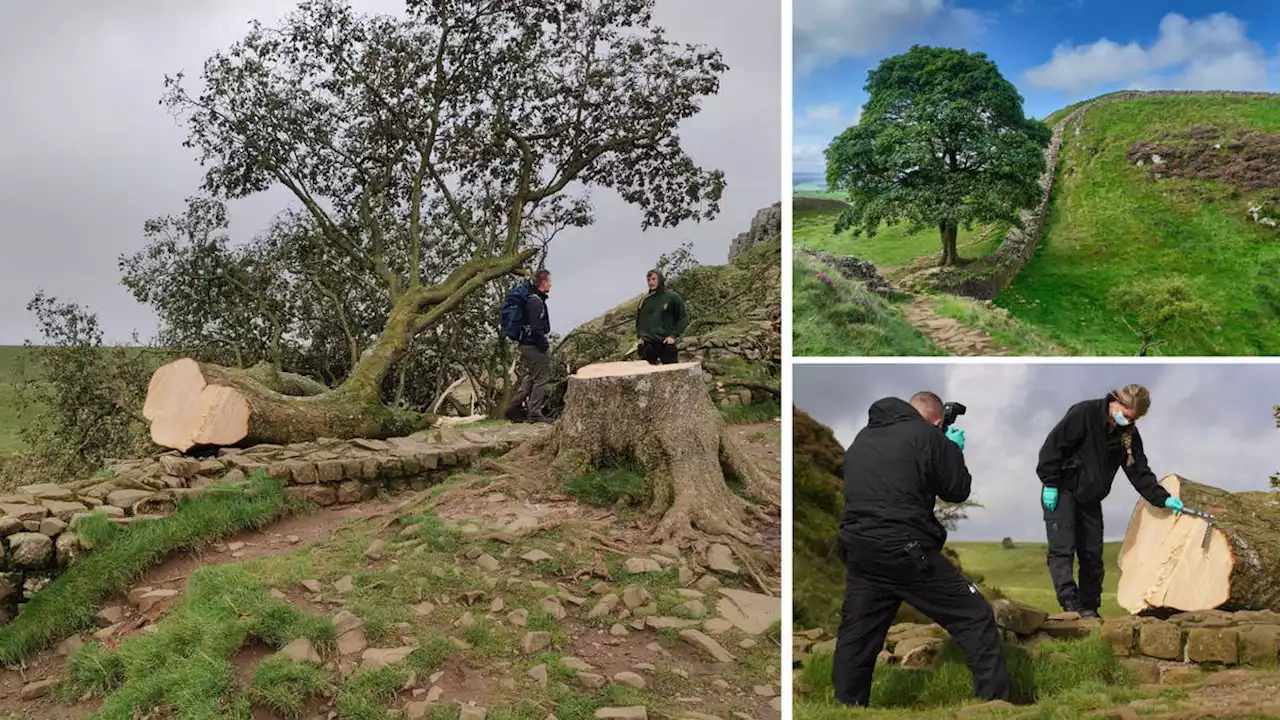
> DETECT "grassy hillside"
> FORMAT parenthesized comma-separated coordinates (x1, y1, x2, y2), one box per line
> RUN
(793, 200, 1007, 270)
(951, 541, 1125, 619)
(792, 252, 942, 356)
(0, 346, 30, 455)
(1000, 94, 1280, 355)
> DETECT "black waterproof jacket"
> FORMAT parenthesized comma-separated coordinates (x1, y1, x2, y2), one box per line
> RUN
(1035, 394, 1170, 507)
(521, 287, 551, 352)
(838, 397, 972, 553)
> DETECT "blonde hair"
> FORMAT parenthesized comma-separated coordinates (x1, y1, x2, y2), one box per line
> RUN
(1113, 384, 1151, 417)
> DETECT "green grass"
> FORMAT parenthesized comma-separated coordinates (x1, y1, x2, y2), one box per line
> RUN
(64, 563, 336, 720)
(1000, 95, 1280, 355)
(950, 541, 1125, 619)
(795, 634, 1138, 717)
(793, 206, 1008, 269)
(793, 252, 942, 356)
(563, 463, 648, 507)
(0, 346, 30, 455)
(719, 398, 781, 425)
(928, 296, 1089, 356)
(0, 471, 293, 664)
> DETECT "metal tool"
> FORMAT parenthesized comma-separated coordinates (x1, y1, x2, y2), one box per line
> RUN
(1178, 506, 1216, 551)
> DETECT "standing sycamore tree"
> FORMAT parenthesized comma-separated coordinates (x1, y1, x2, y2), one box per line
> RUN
(825, 45, 1051, 266)
(144, 0, 727, 450)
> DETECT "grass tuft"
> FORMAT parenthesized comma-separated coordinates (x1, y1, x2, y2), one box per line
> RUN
(719, 399, 781, 425)
(249, 655, 332, 719)
(563, 462, 647, 508)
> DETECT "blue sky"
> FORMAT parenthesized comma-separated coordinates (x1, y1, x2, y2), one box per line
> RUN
(793, 0, 1280, 177)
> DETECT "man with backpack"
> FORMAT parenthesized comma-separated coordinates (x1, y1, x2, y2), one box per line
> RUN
(635, 269, 689, 365)
(501, 269, 552, 423)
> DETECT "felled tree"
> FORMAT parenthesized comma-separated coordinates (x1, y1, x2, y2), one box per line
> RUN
(824, 45, 1051, 266)
(1111, 277, 1212, 356)
(143, 0, 726, 451)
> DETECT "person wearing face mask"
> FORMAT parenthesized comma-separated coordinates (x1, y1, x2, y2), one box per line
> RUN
(1036, 384, 1183, 618)
(832, 392, 1010, 708)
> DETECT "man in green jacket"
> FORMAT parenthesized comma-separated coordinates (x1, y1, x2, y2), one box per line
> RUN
(635, 269, 689, 365)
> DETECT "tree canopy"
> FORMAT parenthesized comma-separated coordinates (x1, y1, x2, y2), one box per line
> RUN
(825, 45, 1052, 266)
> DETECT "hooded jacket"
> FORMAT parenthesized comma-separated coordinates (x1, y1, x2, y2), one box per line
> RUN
(521, 283, 551, 352)
(635, 271, 689, 342)
(838, 397, 972, 553)
(1036, 394, 1170, 507)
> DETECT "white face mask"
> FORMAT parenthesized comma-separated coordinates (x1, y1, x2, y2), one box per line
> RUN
(1112, 410, 1131, 427)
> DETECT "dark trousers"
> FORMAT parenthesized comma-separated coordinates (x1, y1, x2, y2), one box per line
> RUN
(638, 338, 678, 365)
(508, 344, 551, 420)
(1044, 489, 1105, 612)
(833, 543, 1011, 707)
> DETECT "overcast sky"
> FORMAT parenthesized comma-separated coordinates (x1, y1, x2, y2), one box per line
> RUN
(0, 0, 780, 345)
(795, 362, 1280, 542)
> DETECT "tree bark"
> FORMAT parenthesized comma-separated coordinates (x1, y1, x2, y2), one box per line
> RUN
(242, 361, 329, 397)
(939, 222, 959, 266)
(142, 358, 428, 452)
(1116, 474, 1280, 614)
(542, 360, 777, 546)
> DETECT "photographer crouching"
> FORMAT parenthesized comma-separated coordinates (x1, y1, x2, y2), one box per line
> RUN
(832, 392, 1011, 707)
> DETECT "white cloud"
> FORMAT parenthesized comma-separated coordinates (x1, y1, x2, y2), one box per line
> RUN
(793, 0, 990, 76)
(796, 102, 862, 131)
(1025, 12, 1274, 93)
(792, 104, 861, 175)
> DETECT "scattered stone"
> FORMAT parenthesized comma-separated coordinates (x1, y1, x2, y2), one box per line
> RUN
(334, 575, 355, 593)
(528, 663, 549, 686)
(739, 639, 757, 650)
(96, 606, 124, 627)
(134, 588, 180, 613)
(633, 604, 659, 618)
(613, 671, 646, 689)
(522, 631, 552, 654)
(362, 646, 415, 670)
(632, 663, 656, 671)
(625, 557, 662, 574)
(623, 586, 651, 610)
(426, 685, 444, 702)
(476, 553, 501, 572)
(897, 637, 946, 670)
(405, 702, 430, 720)
(595, 707, 647, 720)
(460, 705, 487, 720)
(509, 609, 529, 627)
(300, 579, 323, 594)
(20, 678, 58, 700)
(610, 623, 630, 637)
(286, 534, 300, 544)
(1160, 665, 1202, 685)
(717, 589, 780, 635)
(562, 656, 595, 672)
(675, 600, 706, 618)
(412, 601, 436, 617)
(694, 575, 721, 592)
(752, 684, 775, 697)
(991, 599, 1048, 636)
(579, 673, 607, 689)
(56, 532, 82, 566)
(711, 679, 731, 689)
(490, 598, 505, 613)
(522, 549, 553, 563)
(589, 593, 621, 619)
(706, 544, 739, 574)
(704, 618, 734, 634)
(56, 634, 86, 657)
(281, 638, 323, 664)
(455, 611, 477, 629)
(680, 629, 735, 662)
(364, 539, 386, 560)
(1119, 657, 1160, 685)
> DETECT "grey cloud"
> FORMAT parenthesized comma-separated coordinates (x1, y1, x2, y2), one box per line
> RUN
(795, 363, 1280, 543)
(0, 0, 780, 344)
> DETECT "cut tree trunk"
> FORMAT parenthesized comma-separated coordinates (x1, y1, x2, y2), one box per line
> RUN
(143, 358, 427, 453)
(543, 360, 778, 546)
(1116, 474, 1280, 615)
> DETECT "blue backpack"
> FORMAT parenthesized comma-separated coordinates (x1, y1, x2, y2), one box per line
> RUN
(500, 283, 531, 341)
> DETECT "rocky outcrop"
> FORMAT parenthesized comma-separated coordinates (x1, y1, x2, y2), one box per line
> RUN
(0, 423, 548, 624)
(728, 202, 781, 262)
(921, 89, 1280, 300)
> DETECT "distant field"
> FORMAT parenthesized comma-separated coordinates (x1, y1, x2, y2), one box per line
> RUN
(951, 540, 1125, 619)
(792, 203, 1007, 269)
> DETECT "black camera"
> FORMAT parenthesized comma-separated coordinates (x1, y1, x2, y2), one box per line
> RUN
(942, 401, 967, 430)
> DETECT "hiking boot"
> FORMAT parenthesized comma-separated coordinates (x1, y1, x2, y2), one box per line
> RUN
(1080, 609, 1100, 619)
(504, 404, 526, 423)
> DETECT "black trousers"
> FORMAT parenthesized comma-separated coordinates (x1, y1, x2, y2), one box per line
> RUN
(638, 338, 678, 365)
(833, 542, 1011, 707)
(1044, 489, 1105, 612)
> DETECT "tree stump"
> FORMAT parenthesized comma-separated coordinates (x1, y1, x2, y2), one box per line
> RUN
(1117, 474, 1280, 614)
(142, 358, 425, 452)
(544, 360, 776, 546)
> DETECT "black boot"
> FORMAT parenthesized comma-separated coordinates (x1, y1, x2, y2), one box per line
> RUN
(504, 403, 526, 423)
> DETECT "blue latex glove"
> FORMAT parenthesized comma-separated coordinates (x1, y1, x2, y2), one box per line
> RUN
(945, 426, 965, 450)
(1164, 497, 1184, 515)
(1042, 486, 1058, 512)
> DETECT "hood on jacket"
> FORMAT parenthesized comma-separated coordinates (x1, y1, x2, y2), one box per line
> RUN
(866, 396, 929, 429)
(647, 269, 666, 293)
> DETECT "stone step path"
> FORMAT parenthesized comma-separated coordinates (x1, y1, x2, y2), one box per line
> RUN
(901, 297, 1012, 357)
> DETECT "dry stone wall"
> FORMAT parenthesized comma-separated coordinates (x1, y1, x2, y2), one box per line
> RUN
(793, 602, 1280, 683)
(0, 423, 548, 624)
(923, 90, 1280, 300)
